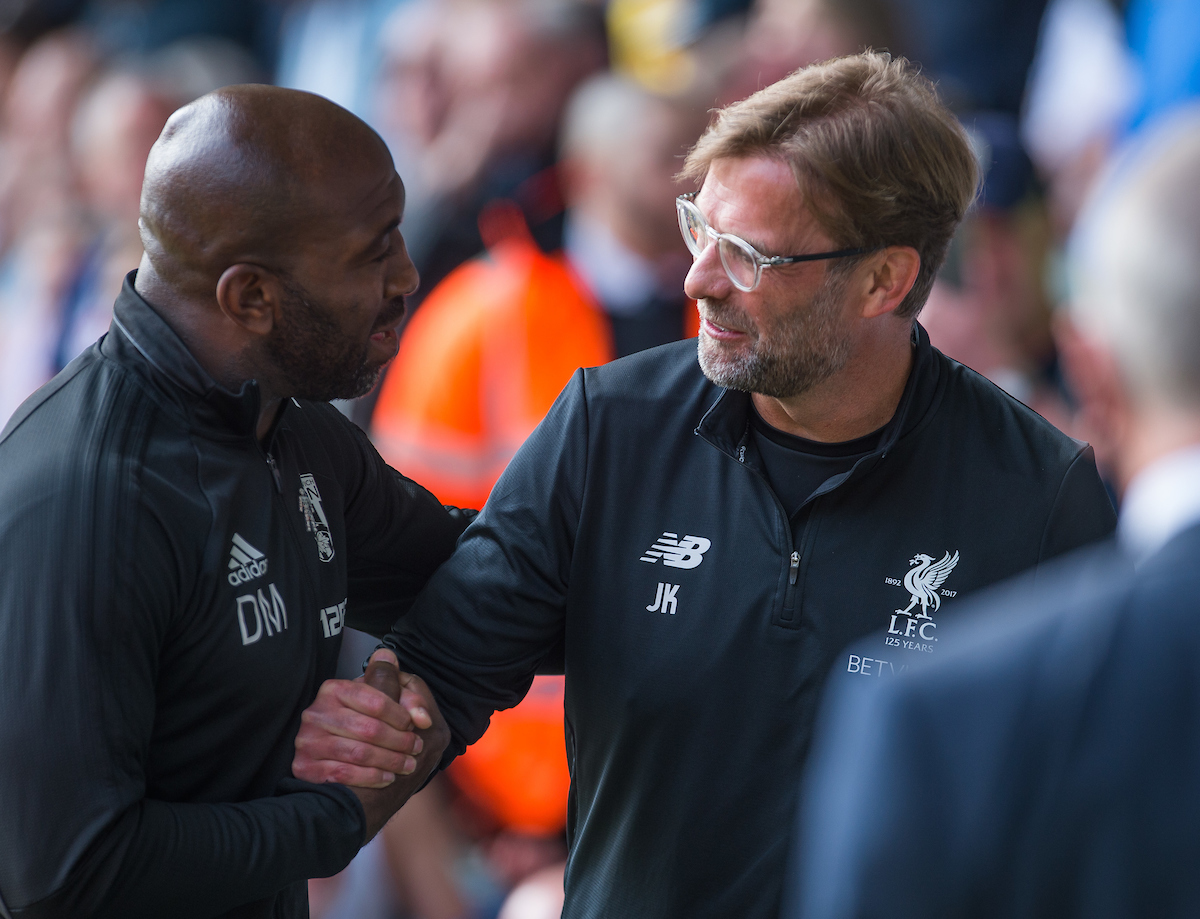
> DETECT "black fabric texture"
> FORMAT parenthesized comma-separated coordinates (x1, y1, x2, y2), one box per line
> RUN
(0, 273, 467, 918)
(748, 403, 882, 526)
(380, 325, 1118, 919)
(791, 525, 1200, 918)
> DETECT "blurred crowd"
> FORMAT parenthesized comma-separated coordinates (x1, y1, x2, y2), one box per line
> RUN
(0, 0, 1195, 917)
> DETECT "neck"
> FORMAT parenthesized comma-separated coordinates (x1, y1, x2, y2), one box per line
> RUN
(134, 260, 282, 445)
(752, 325, 914, 442)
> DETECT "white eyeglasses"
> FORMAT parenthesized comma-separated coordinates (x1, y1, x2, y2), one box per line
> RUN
(676, 193, 875, 292)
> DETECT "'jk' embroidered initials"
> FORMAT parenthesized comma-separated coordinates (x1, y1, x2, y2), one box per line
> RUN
(647, 582, 680, 615)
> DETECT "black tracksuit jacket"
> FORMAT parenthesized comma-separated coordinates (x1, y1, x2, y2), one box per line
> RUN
(0, 276, 467, 918)
(383, 329, 1117, 919)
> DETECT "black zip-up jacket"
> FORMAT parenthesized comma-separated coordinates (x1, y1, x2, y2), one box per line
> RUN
(0, 276, 467, 919)
(383, 329, 1117, 919)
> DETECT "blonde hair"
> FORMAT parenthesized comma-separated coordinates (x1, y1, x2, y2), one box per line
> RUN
(682, 52, 978, 318)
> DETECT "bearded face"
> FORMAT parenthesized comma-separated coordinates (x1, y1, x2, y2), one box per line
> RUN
(265, 277, 404, 403)
(697, 266, 853, 398)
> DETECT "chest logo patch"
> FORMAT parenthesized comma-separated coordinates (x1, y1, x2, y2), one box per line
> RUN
(227, 533, 269, 585)
(299, 473, 335, 563)
(894, 550, 959, 618)
(639, 532, 711, 569)
(881, 549, 960, 654)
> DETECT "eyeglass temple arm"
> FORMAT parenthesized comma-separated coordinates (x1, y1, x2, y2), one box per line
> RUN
(765, 247, 877, 266)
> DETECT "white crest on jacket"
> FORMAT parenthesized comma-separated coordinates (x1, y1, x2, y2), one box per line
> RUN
(895, 550, 959, 618)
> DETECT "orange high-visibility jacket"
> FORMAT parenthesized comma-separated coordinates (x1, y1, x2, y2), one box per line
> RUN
(373, 233, 611, 510)
(373, 229, 698, 509)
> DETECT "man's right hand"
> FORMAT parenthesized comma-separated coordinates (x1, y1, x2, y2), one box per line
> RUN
(293, 649, 450, 841)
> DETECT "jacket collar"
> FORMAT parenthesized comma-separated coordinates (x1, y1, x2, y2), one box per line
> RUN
(102, 271, 266, 438)
(696, 322, 942, 487)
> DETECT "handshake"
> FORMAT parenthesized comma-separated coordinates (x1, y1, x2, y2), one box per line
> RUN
(292, 649, 450, 842)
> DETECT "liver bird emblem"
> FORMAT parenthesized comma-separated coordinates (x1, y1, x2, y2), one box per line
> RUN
(895, 550, 959, 619)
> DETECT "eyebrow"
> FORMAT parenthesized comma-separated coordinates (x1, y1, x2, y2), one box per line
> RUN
(692, 195, 774, 255)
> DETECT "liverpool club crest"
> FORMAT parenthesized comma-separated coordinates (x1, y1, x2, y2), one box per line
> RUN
(896, 550, 959, 618)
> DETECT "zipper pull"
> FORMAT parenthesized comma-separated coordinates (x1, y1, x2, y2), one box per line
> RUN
(737, 445, 746, 463)
(266, 454, 282, 493)
(788, 551, 800, 585)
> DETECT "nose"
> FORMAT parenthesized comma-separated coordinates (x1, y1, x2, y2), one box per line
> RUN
(387, 231, 420, 300)
(683, 241, 733, 302)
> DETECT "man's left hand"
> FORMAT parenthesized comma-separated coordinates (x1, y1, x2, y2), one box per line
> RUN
(293, 649, 445, 789)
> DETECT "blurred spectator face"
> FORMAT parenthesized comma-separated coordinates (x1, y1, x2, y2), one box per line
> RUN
(72, 73, 174, 226)
(561, 75, 712, 259)
(747, 0, 858, 82)
(603, 98, 709, 256)
(723, 0, 895, 107)
(443, 0, 603, 158)
(3, 30, 95, 150)
(378, 0, 449, 147)
(378, 0, 603, 199)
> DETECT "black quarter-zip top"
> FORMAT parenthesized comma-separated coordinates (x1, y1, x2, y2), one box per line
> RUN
(0, 273, 469, 919)
(382, 330, 1117, 919)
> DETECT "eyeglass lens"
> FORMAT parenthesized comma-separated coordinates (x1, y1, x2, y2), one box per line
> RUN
(677, 199, 759, 291)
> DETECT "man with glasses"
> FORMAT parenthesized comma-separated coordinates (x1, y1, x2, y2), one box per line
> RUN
(293, 52, 1116, 919)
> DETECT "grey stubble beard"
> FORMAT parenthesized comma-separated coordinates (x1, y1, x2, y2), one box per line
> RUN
(697, 269, 853, 398)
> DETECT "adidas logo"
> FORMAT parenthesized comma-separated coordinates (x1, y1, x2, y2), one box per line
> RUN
(227, 533, 269, 586)
(639, 532, 711, 569)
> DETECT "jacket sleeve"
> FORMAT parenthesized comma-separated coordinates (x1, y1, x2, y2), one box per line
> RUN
(380, 368, 590, 764)
(1038, 445, 1117, 564)
(325, 412, 472, 638)
(0, 472, 364, 919)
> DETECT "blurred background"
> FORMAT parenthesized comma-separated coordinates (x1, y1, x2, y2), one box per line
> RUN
(0, 0, 1194, 916)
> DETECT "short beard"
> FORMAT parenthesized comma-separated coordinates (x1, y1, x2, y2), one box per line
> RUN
(697, 267, 853, 398)
(264, 278, 383, 402)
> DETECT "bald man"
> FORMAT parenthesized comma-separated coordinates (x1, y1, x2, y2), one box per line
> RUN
(0, 86, 457, 918)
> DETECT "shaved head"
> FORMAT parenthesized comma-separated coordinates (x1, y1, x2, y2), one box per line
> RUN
(140, 84, 396, 293)
(133, 84, 419, 417)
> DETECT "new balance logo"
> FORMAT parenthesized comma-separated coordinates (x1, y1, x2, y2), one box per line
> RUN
(227, 533, 269, 586)
(639, 532, 711, 569)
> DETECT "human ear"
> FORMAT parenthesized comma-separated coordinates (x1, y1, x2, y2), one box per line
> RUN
(215, 264, 283, 336)
(860, 246, 921, 319)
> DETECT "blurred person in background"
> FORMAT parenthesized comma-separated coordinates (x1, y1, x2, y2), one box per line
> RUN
(370, 72, 709, 509)
(371, 0, 606, 307)
(52, 69, 175, 368)
(0, 34, 261, 425)
(294, 53, 1115, 919)
(791, 106, 1200, 919)
(726, 0, 894, 101)
(0, 28, 98, 423)
(917, 205, 1068, 426)
(276, 0, 403, 122)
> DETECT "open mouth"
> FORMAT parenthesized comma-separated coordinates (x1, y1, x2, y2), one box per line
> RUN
(371, 298, 407, 335)
(701, 317, 747, 339)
